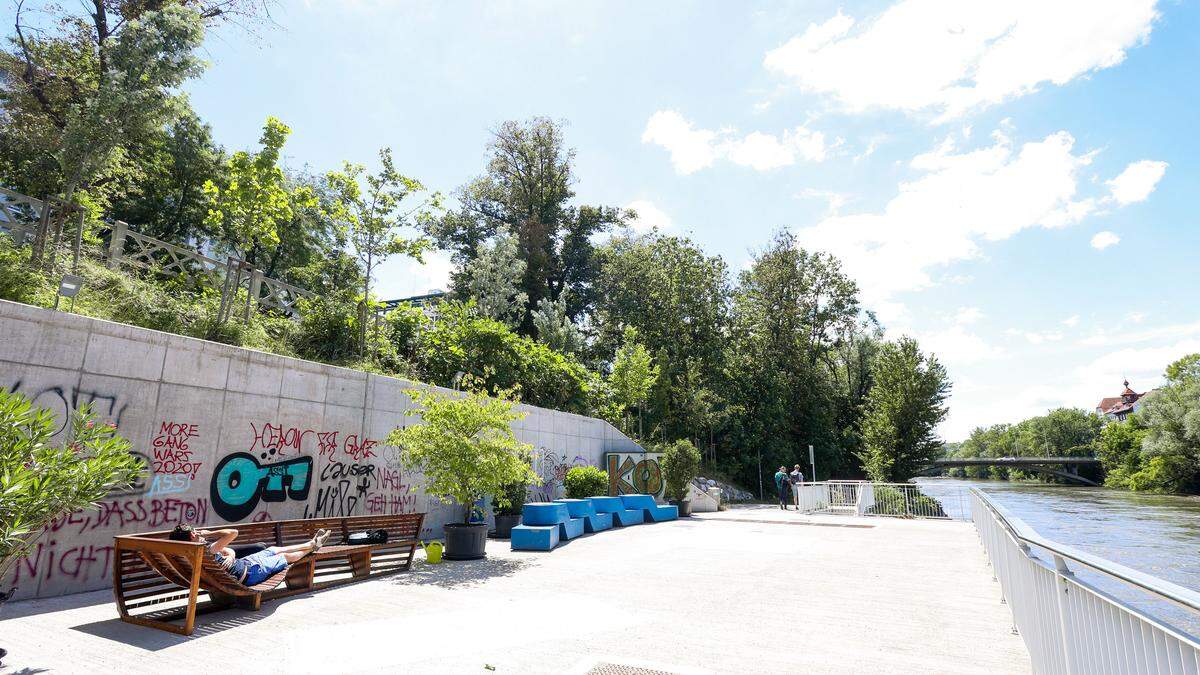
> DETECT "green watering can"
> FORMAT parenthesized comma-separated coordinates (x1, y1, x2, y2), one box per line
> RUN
(421, 540, 444, 564)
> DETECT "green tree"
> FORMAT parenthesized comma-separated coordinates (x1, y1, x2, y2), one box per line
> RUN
(325, 147, 434, 354)
(387, 387, 539, 524)
(531, 294, 585, 356)
(1, 390, 144, 594)
(1166, 353, 1200, 384)
(204, 117, 317, 267)
(857, 337, 950, 482)
(428, 117, 625, 332)
(594, 233, 729, 443)
(460, 228, 527, 328)
(1136, 380, 1200, 493)
(1097, 415, 1149, 489)
(660, 439, 701, 502)
(605, 326, 659, 438)
(2, 4, 207, 266)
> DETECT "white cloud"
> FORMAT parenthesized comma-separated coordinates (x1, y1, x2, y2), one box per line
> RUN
(642, 110, 831, 174)
(763, 1, 1159, 119)
(624, 200, 673, 233)
(796, 188, 849, 216)
(1079, 319, 1200, 348)
(1006, 328, 1065, 345)
(954, 307, 984, 325)
(1106, 159, 1168, 205)
(1090, 231, 1120, 250)
(1063, 315, 1080, 327)
(641, 110, 720, 175)
(922, 325, 1004, 366)
(795, 128, 1097, 305)
(375, 249, 454, 300)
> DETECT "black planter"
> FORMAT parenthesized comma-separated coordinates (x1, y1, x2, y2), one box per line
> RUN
(491, 514, 521, 539)
(670, 499, 693, 517)
(443, 523, 489, 560)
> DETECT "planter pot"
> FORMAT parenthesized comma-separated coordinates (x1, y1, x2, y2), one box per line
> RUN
(491, 514, 521, 539)
(443, 523, 489, 560)
(670, 499, 693, 517)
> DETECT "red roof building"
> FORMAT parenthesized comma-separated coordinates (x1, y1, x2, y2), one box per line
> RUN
(1095, 380, 1146, 421)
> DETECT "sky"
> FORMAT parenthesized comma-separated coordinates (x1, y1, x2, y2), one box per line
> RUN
(177, 0, 1199, 441)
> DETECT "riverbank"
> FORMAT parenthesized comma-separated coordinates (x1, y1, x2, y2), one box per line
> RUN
(0, 506, 1027, 674)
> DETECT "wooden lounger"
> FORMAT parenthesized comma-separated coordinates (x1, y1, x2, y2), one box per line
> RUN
(113, 513, 424, 635)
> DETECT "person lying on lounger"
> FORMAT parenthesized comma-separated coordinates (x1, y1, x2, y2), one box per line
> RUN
(169, 524, 330, 586)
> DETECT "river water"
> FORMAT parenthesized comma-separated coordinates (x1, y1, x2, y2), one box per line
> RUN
(914, 477, 1200, 637)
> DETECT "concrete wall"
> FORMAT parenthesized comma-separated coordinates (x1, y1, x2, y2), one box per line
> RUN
(0, 300, 642, 600)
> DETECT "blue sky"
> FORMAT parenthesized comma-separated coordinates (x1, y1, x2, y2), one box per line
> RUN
(182, 0, 1198, 440)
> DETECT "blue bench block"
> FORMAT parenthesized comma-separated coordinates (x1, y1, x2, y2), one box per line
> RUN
(583, 512, 613, 533)
(647, 504, 678, 522)
(522, 502, 570, 526)
(611, 509, 645, 526)
(559, 517, 585, 540)
(620, 494, 658, 511)
(511, 524, 560, 551)
(553, 498, 597, 519)
(588, 496, 625, 514)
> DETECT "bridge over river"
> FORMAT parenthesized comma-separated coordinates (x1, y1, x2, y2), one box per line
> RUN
(927, 455, 1102, 485)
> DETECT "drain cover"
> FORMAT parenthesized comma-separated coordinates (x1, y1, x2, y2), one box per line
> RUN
(586, 664, 677, 675)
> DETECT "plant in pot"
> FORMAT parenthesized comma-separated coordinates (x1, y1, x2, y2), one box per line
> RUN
(387, 384, 538, 560)
(564, 465, 608, 499)
(660, 439, 701, 517)
(491, 467, 531, 539)
(0, 391, 143, 665)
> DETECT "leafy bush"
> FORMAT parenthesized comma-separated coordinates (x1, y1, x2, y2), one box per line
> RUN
(563, 465, 608, 498)
(660, 439, 701, 501)
(0, 390, 144, 591)
(493, 475, 530, 516)
(866, 485, 946, 518)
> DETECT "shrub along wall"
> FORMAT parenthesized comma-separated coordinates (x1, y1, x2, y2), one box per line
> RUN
(0, 300, 642, 599)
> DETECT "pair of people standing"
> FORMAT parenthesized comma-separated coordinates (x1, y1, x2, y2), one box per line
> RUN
(773, 464, 806, 510)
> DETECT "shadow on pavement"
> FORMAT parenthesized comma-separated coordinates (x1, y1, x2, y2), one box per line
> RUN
(69, 594, 290, 650)
(389, 557, 531, 589)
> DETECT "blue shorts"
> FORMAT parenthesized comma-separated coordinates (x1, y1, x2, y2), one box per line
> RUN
(232, 550, 288, 586)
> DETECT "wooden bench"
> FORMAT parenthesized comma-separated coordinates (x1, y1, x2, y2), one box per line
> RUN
(113, 513, 424, 635)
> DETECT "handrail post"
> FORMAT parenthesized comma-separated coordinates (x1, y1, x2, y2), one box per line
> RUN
(1051, 554, 1077, 674)
(108, 220, 127, 269)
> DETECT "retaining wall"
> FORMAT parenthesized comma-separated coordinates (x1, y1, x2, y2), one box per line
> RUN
(0, 300, 641, 599)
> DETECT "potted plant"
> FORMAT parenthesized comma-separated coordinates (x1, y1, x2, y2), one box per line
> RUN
(660, 439, 701, 517)
(388, 385, 538, 560)
(491, 473, 529, 539)
(0, 391, 143, 664)
(563, 465, 608, 498)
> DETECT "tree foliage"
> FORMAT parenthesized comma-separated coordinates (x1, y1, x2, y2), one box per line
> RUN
(387, 387, 539, 524)
(563, 465, 608, 499)
(0, 390, 144, 588)
(660, 438, 701, 502)
(857, 337, 950, 482)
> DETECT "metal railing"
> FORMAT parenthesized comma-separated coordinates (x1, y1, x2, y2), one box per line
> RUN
(972, 488, 1200, 674)
(795, 481, 971, 521)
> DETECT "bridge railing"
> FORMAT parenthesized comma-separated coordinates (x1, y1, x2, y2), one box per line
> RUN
(972, 488, 1200, 674)
(795, 481, 972, 521)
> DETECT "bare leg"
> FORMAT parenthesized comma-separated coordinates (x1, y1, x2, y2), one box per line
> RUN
(270, 541, 316, 556)
(280, 548, 313, 564)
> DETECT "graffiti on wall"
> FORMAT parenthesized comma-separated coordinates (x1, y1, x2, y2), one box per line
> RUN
(530, 449, 588, 502)
(211, 452, 313, 521)
(605, 452, 665, 498)
(6, 380, 128, 436)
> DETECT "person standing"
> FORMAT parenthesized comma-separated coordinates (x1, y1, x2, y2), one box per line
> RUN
(774, 466, 790, 510)
(790, 464, 806, 509)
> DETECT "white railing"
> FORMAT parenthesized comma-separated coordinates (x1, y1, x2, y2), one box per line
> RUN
(972, 489, 1200, 674)
(797, 481, 970, 520)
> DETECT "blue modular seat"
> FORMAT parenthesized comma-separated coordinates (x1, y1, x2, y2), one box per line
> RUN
(522, 502, 570, 526)
(587, 496, 626, 514)
(560, 517, 585, 540)
(620, 494, 678, 522)
(610, 508, 645, 526)
(554, 498, 612, 533)
(510, 524, 560, 551)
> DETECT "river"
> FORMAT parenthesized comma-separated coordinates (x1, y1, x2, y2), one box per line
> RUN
(914, 477, 1200, 637)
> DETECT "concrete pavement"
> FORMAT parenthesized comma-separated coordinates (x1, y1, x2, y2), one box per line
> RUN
(0, 505, 1029, 674)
